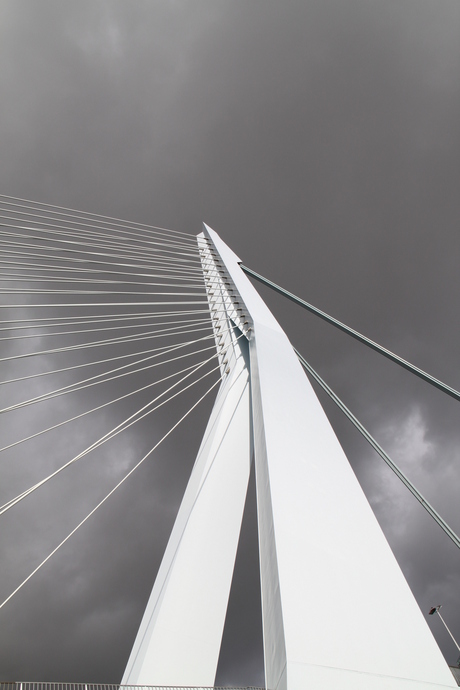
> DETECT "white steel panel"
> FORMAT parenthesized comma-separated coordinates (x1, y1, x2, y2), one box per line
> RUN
(205, 225, 456, 690)
(122, 306, 252, 685)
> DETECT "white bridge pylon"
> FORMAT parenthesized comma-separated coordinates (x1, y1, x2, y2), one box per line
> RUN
(122, 226, 455, 690)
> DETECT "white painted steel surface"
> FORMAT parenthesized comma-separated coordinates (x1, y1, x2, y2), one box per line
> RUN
(122, 239, 252, 686)
(205, 225, 455, 690)
(123, 225, 455, 689)
(122, 353, 251, 685)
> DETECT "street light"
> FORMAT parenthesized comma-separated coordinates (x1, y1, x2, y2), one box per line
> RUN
(429, 605, 460, 666)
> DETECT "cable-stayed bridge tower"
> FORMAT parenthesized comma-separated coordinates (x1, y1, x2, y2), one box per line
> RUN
(0, 198, 457, 689)
(123, 225, 456, 690)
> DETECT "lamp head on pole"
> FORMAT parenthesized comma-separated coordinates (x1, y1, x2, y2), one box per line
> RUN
(429, 605, 441, 616)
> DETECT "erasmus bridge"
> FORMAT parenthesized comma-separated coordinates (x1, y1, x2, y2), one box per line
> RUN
(0, 196, 458, 690)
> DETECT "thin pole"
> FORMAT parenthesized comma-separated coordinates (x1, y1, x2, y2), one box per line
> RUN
(241, 264, 460, 404)
(431, 608, 460, 652)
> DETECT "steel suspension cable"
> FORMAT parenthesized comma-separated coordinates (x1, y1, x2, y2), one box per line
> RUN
(0, 374, 223, 612)
(241, 265, 460, 404)
(0, 255, 204, 277)
(0, 328, 232, 414)
(0, 236, 202, 266)
(0, 286, 206, 296)
(0, 245, 204, 273)
(0, 210, 198, 253)
(0, 340, 221, 420)
(0, 200, 198, 241)
(0, 351, 230, 515)
(0, 193, 196, 240)
(295, 349, 460, 550)
(0, 272, 204, 287)
(0, 232, 202, 267)
(0, 309, 234, 389)
(0, 223, 201, 260)
(0, 309, 213, 329)
(0, 344, 223, 456)
(0, 322, 214, 367)
(0, 316, 212, 344)
(0, 300, 208, 309)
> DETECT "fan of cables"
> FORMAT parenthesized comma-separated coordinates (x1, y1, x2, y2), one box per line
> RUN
(0, 195, 231, 611)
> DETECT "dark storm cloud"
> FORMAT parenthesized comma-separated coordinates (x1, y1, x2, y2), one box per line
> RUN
(0, 0, 459, 685)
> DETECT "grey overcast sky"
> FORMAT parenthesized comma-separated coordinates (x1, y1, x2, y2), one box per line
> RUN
(0, 0, 460, 685)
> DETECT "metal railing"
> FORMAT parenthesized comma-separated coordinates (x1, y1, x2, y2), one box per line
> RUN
(2, 685, 264, 690)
